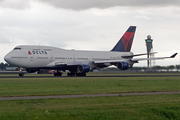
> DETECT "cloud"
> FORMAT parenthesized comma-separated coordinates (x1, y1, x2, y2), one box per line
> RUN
(0, 0, 30, 9)
(1, 0, 180, 10)
(0, 33, 11, 44)
(38, 0, 180, 10)
(0, 1, 179, 66)
(135, 15, 154, 20)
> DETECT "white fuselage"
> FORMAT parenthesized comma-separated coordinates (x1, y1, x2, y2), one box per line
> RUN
(4, 45, 133, 69)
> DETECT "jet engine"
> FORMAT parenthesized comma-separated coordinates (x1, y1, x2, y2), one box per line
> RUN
(116, 62, 129, 70)
(25, 68, 39, 73)
(77, 65, 90, 73)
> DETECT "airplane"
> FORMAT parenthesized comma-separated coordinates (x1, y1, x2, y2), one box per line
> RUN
(4, 26, 177, 77)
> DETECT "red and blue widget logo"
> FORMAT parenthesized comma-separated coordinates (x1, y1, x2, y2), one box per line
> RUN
(28, 51, 32, 55)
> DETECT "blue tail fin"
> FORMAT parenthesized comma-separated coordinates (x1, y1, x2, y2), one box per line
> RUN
(111, 26, 136, 52)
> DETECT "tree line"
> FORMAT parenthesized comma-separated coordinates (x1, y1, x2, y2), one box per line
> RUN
(0, 62, 15, 70)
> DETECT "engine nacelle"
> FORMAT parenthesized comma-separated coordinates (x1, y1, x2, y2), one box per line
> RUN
(116, 62, 129, 70)
(26, 68, 38, 73)
(77, 65, 90, 73)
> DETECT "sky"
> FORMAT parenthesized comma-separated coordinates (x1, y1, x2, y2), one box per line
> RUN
(0, 0, 180, 67)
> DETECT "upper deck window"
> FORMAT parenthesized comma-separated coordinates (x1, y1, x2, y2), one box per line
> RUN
(13, 47, 21, 50)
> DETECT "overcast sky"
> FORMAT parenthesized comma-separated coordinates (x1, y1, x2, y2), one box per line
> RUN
(0, 0, 180, 67)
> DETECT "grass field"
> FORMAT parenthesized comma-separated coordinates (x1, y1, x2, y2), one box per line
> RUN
(1, 94, 180, 120)
(0, 77, 180, 97)
(0, 75, 180, 119)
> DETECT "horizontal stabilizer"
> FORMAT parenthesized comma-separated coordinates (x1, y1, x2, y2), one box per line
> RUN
(169, 53, 178, 58)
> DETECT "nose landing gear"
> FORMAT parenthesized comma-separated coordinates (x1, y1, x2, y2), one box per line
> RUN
(18, 67, 24, 77)
(19, 73, 24, 77)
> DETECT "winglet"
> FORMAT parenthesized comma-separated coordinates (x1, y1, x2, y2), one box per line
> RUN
(170, 53, 178, 58)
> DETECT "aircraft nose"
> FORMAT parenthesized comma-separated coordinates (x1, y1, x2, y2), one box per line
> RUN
(4, 54, 9, 62)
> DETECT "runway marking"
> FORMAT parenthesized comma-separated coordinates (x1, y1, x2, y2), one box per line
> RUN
(1, 91, 180, 100)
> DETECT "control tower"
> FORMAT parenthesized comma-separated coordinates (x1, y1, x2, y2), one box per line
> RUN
(145, 35, 153, 68)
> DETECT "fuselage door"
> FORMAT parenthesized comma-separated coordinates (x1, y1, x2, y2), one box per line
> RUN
(28, 51, 34, 61)
(73, 55, 76, 62)
(48, 52, 53, 62)
(71, 49, 76, 62)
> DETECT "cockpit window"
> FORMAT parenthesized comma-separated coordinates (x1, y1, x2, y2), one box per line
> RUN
(13, 47, 21, 50)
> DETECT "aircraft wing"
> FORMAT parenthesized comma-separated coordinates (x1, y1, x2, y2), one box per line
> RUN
(47, 53, 177, 68)
(122, 52, 157, 58)
(93, 52, 158, 64)
(55, 62, 88, 66)
(93, 59, 126, 64)
(46, 61, 76, 67)
(93, 53, 177, 64)
(131, 53, 178, 63)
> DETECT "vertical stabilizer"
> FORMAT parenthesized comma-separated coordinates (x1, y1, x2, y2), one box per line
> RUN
(111, 26, 136, 52)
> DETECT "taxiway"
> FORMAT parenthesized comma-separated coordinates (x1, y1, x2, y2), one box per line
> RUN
(1, 91, 180, 100)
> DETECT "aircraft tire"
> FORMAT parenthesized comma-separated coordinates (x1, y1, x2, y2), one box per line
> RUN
(82, 72, 86, 76)
(72, 73, 75, 76)
(76, 73, 86, 76)
(67, 73, 75, 76)
(57, 72, 62, 76)
(19, 73, 24, 77)
(54, 73, 57, 76)
(67, 73, 70, 76)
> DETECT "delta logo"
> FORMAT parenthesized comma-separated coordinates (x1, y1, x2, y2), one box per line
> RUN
(28, 51, 47, 55)
(28, 51, 31, 55)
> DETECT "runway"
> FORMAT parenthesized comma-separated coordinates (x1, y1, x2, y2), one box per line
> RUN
(1, 91, 180, 100)
(0, 74, 180, 78)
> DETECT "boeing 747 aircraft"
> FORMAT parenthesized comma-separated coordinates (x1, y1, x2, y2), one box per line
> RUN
(4, 26, 177, 77)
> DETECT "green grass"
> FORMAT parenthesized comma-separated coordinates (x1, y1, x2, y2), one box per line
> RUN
(1, 76, 180, 119)
(1, 94, 180, 120)
(0, 77, 180, 97)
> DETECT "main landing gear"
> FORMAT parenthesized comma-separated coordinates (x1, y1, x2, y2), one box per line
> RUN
(76, 72, 86, 76)
(53, 70, 87, 77)
(67, 72, 86, 76)
(18, 67, 24, 77)
(54, 70, 62, 77)
(67, 72, 75, 76)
